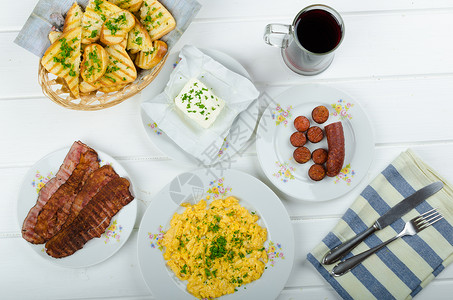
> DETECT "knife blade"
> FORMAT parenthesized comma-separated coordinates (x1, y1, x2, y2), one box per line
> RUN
(322, 181, 443, 265)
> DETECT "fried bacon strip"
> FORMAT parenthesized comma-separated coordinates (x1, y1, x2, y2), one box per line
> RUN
(34, 149, 99, 241)
(22, 141, 93, 244)
(45, 177, 134, 258)
(62, 165, 119, 230)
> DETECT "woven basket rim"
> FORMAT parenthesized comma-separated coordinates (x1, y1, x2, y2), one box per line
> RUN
(38, 52, 169, 111)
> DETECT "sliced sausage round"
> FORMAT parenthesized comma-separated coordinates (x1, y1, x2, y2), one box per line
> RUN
(290, 132, 307, 147)
(293, 147, 311, 164)
(294, 116, 310, 132)
(312, 106, 329, 124)
(307, 126, 324, 143)
(312, 148, 328, 164)
(308, 164, 326, 181)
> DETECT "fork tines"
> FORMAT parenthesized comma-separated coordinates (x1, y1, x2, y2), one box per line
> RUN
(414, 208, 444, 229)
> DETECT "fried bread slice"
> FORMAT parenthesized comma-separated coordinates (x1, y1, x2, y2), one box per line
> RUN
(139, 0, 176, 41)
(48, 31, 63, 44)
(97, 43, 137, 87)
(80, 43, 109, 83)
(127, 15, 153, 54)
(100, 10, 135, 45)
(63, 2, 83, 33)
(99, 83, 127, 93)
(80, 80, 102, 93)
(81, 0, 122, 44)
(118, 37, 127, 49)
(41, 27, 82, 98)
(135, 39, 167, 69)
(109, 0, 143, 13)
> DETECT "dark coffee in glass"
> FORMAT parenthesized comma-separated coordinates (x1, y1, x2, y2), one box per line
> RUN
(295, 9, 342, 54)
(264, 5, 344, 75)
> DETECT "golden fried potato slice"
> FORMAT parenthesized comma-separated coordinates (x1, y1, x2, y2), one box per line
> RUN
(100, 10, 135, 45)
(139, 0, 176, 41)
(63, 2, 83, 33)
(41, 27, 82, 98)
(135, 40, 167, 69)
(48, 31, 63, 44)
(109, 0, 143, 13)
(127, 15, 152, 54)
(80, 43, 109, 83)
(81, 0, 122, 44)
(98, 43, 137, 87)
(99, 83, 127, 93)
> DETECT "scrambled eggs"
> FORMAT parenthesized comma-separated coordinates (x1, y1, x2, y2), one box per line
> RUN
(162, 196, 268, 299)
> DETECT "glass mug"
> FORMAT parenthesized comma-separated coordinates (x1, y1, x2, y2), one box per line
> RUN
(264, 4, 345, 75)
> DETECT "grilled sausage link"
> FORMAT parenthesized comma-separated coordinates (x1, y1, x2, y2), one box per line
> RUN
(325, 122, 345, 177)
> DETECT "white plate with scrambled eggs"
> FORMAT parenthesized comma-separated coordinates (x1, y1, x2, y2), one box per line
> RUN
(137, 168, 294, 299)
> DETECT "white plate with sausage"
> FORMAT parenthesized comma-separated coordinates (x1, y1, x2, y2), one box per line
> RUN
(256, 84, 374, 201)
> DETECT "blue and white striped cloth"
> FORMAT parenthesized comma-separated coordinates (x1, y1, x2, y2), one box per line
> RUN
(307, 150, 453, 300)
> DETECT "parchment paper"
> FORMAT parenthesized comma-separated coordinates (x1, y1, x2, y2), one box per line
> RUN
(142, 45, 260, 165)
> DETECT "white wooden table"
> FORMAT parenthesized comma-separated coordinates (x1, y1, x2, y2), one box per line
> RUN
(2, 0, 453, 299)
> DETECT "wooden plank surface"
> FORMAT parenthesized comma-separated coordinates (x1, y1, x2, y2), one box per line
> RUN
(3, 0, 453, 31)
(4, 11, 453, 98)
(1, 76, 452, 165)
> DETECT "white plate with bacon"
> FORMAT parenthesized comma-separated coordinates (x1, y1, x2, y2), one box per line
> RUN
(17, 141, 137, 268)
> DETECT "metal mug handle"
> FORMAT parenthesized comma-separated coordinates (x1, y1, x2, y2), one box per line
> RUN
(264, 24, 292, 48)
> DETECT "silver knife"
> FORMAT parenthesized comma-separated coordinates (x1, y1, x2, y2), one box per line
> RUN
(322, 181, 444, 265)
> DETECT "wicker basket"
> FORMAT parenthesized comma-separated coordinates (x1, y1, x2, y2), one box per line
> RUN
(38, 53, 168, 111)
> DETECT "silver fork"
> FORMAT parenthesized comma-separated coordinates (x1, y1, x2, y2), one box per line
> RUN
(331, 208, 443, 277)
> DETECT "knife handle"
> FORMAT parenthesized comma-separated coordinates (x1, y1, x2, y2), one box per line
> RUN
(322, 224, 378, 265)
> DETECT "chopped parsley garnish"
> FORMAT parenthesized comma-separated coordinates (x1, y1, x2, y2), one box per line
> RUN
(105, 75, 116, 83)
(105, 13, 127, 35)
(208, 236, 227, 260)
(180, 264, 188, 275)
(106, 65, 120, 74)
(143, 15, 153, 24)
(204, 268, 211, 278)
(144, 48, 155, 56)
(208, 223, 220, 232)
(52, 37, 76, 71)
(93, 0, 103, 13)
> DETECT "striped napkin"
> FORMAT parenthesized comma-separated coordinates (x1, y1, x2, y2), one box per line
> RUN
(307, 149, 453, 300)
